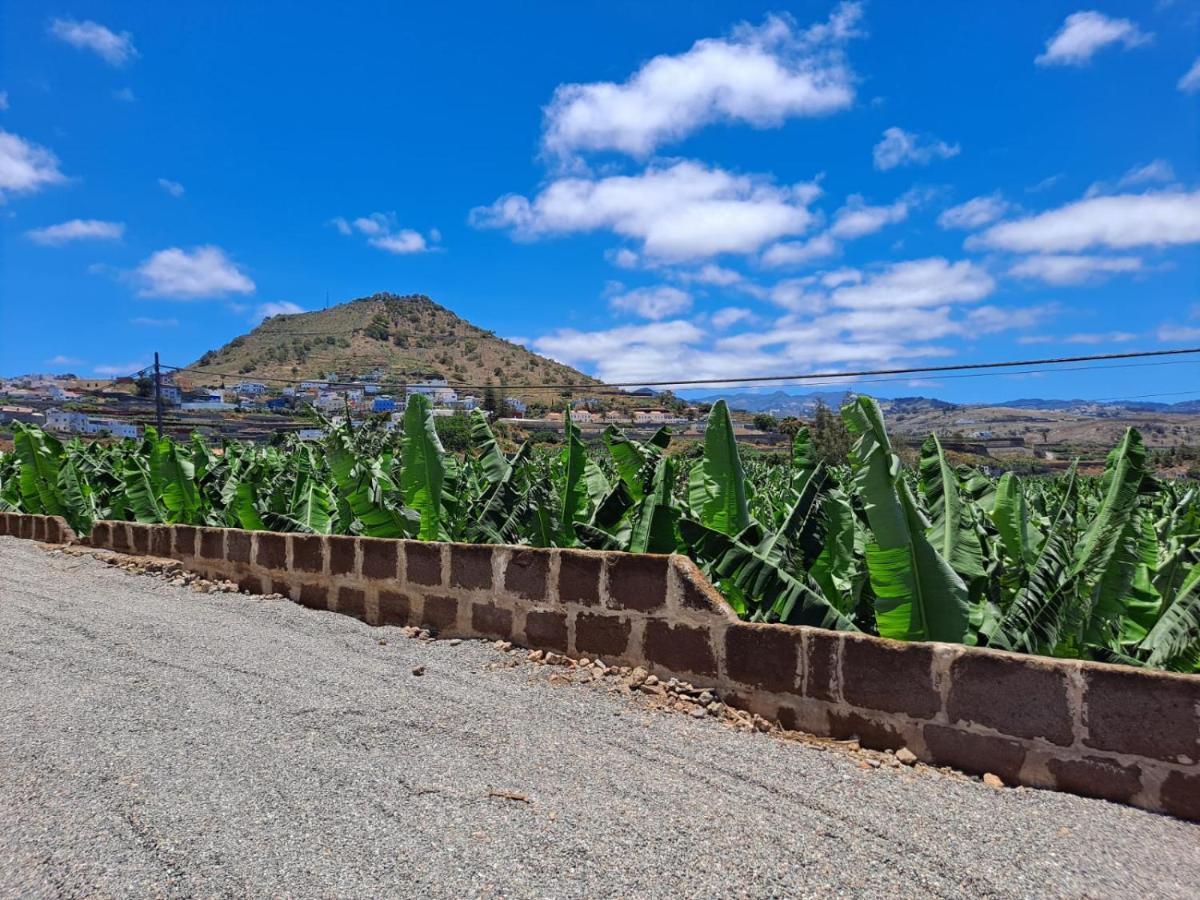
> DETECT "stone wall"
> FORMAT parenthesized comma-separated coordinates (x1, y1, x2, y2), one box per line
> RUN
(0, 512, 76, 544)
(2, 512, 1197, 820)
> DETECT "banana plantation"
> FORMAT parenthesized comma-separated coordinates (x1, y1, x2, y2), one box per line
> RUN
(3, 394, 1197, 671)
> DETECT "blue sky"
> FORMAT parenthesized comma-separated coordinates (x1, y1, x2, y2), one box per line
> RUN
(2, 1, 1198, 402)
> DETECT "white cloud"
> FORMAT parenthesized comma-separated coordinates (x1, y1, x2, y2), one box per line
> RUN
(760, 232, 838, 268)
(0, 129, 66, 199)
(46, 355, 84, 367)
(158, 178, 185, 197)
(333, 212, 436, 254)
(711, 306, 754, 329)
(1063, 331, 1137, 344)
(94, 361, 149, 376)
(1086, 159, 1177, 197)
(1180, 58, 1200, 93)
(1008, 253, 1142, 285)
(26, 219, 124, 245)
(472, 160, 821, 261)
(873, 126, 959, 171)
(135, 245, 255, 299)
(826, 257, 994, 310)
(49, 18, 138, 67)
(829, 193, 909, 238)
(542, 4, 862, 158)
(608, 285, 692, 320)
(938, 193, 1011, 229)
(530, 260, 1044, 384)
(1158, 323, 1200, 343)
(1035, 11, 1151, 67)
(974, 190, 1200, 252)
(371, 231, 429, 254)
(252, 301, 305, 323)
(610, 248, 640, 269)
(130, 317, 179, 327)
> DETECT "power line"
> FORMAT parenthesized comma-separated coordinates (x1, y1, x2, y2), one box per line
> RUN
(160, 347, 1200, 394)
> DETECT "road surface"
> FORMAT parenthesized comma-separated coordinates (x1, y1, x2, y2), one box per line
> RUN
(1, 535, 1198, 898)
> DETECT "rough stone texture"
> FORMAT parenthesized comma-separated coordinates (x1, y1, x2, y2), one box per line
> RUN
(174, 526, 198, 557)
(1161, 771, 1200, 821)
(255, 532, 286, 570)
(643, 620, 716, 678)
(405, 542, 442, 587)
(328, 537, 357, 576)
(606, 555, 667, 612)
(377, 590, 411, 627)
(336, 587, 366, 620)
(524, 610, 568, 652)
(840, 635, 940, 720)
(674, 559, 732, 617)
(226, 530, 251, 565)
(725, 623, 799, 694)
(361, 539, 398, 581)
(828, 710, 911, 751)
(1083, 667, 1200, 763)
(291, 535, 326, 574)
(923, 725, 1028, 785)
(505, 550, 548, 600)
(574, 613, 631, 659)
(947, 652, 1074, 746)
(1047, 757, 1143, 805)
(130, 524, 151, 555)
(110, 523, 131, 553)
(557, 551, 602, 606)
(804, 630, 839, 703)
(199, 528, 224, 560)
(471, 602, 512, 640)
(421, 595, 459, 632)
(298, 583, 328, 611)
(450, 545, 493, 592)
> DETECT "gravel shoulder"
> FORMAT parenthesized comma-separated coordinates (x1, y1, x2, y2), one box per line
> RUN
(1, 535, 1198, 899)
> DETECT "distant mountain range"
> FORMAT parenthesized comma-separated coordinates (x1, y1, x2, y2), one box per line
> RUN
(686, 389, 1200, 417)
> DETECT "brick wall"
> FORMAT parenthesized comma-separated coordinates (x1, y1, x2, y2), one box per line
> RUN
(3, 512, 1197, 820)
(0, 512, 77, 544)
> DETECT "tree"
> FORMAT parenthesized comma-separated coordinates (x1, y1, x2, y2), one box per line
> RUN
(812, 399, 852, 465)
(482, 386, 501, 416)
(434, 414, 471, 452)
(779, 416, 803, 439)
(753, 414, 779, 433)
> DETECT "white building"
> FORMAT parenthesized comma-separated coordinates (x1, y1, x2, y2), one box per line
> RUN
(297, 428, 324, 441)
(633, 409, 670, 424)
(46, 408, 89, 433)
(85, 418, 139, 439)
(235, 381, 268, 395)
(406, 379, 457, 405)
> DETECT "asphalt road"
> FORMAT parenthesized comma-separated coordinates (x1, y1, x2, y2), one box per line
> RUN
(1, 535, 1198, 899)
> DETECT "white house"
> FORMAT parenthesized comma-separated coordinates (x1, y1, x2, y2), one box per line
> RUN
(633, 409, 670, 424)
(46, 408, 89, 433)
(235, 381, 268, 396)
(85, 418, 139, 439)
(406, 379, 457, 405)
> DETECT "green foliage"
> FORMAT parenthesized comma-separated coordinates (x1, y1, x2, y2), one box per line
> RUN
(2, 398, 1196, 671)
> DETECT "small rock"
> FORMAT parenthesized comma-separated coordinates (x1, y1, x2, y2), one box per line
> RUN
(982, 772, 1004, 789)
(378, 639, 388, 646)
(448, 638, 462, 646)
(698, 691, 714, 705)
(578, 657, 591, 667)
(527, 649, 544, 662)
(690, 706, 707, 720)
(707, 703, 724, 717)
(411, 666, 425, 676)
(644, 674, 659, 686)
(895, 747, 918, 766)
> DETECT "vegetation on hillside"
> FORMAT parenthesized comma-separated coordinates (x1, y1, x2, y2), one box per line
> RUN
(2, 397, 1197, 671)
(185, 292, 602, 398)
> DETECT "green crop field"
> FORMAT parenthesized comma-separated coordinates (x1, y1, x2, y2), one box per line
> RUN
(3, 396, 1197, 672)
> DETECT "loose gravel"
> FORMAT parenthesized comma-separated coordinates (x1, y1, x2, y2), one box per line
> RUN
(1, 535, 1198, 899)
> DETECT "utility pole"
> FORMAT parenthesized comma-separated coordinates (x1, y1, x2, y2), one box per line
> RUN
(153, 352, 164, 434)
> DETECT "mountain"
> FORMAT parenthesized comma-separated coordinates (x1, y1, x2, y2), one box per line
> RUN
(183, 292, 601, 398)
(687, 390, 856, 416)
